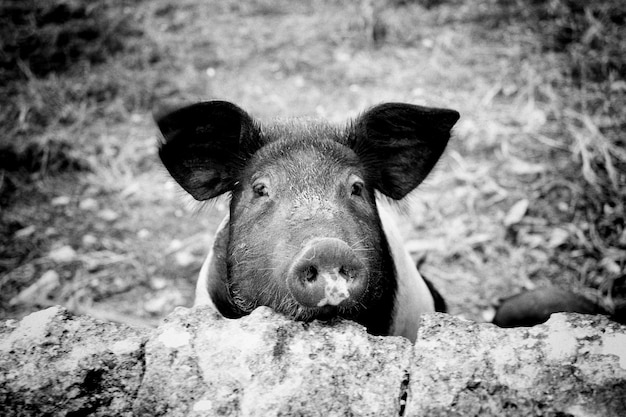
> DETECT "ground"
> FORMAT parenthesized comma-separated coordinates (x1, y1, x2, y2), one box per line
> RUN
(1, 0, 624, 327)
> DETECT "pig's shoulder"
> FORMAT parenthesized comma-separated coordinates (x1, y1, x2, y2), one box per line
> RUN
(377, 203, 435, 342)
(195, 214, 243, 318)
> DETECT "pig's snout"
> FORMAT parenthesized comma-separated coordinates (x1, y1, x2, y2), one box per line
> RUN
(286, 238, 367, 308)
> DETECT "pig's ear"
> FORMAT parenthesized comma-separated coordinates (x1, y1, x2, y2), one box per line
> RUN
(156, 101, 260, 200)
(352, 103, 459, 200)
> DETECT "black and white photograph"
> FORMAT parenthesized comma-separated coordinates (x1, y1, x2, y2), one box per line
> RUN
(1, 0, 625, 415)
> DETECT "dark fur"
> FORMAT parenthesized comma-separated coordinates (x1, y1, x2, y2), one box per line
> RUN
(157, 100, 459, 336)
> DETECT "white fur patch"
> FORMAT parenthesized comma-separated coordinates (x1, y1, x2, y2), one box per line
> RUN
(316, 269, 350, 307)
(194, 215, 229, 313)
(379, 204, 435, 343)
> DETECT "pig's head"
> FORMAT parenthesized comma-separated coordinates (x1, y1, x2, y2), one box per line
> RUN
(157, 101, 458, 335)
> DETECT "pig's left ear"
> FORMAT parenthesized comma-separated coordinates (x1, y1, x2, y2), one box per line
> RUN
(352, 103, 459, 200)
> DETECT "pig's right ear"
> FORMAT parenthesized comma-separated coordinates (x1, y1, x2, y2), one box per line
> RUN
(156, 101, 259, 200)
(352, 103, 459, 200)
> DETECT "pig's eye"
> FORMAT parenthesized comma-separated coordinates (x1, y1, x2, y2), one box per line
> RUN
(350, 181, 364, 197)
(252, 183, 269, 197)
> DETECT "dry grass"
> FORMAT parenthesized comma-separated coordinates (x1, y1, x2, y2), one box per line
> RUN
(0, 0, 171, 182)
(0, 0, 624, 323)
(0, 0, 138, 82)
(515, 0, 626, 303)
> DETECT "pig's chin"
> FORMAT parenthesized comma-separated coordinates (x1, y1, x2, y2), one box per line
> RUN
(280, 302, 360, 323)
(230, 284, 361, 322)
(306, 305, 339, 321)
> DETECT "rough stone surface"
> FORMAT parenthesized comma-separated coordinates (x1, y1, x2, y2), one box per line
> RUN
(134, 306, 412, 417)
(408, 313, 626, 417)
(0, 306, 148, 417)
(1, 306, 625, 416)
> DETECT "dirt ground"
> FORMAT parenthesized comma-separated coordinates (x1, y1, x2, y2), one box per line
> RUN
(1, 0, 624, 327)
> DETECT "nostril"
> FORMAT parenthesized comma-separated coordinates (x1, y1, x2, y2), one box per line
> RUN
(338, 266, 355, 280)
(303, 265, 318, 283)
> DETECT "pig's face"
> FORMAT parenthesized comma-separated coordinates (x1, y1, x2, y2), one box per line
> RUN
(227, 123, 390, 323)
(157, 101, 459, 335)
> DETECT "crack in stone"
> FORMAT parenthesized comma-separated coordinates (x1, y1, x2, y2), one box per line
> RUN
(132, 339, 148, 402)
(398, 369, 410, 416)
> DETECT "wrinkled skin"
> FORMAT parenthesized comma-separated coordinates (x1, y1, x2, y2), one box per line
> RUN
(157, 101, 459, 336)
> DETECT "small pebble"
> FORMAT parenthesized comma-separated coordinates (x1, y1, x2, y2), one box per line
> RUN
(82, 234, 98, 247)
(168, 239, 183, 251)
(98, 209, 119, 222)
(51, 196, 71, 206)
(79, 198, 99, 211)
(137, 229, 151, 239)
(150, 277, 168, 290)
(48, 245, 76, 263)
(175, 251, 195, 267)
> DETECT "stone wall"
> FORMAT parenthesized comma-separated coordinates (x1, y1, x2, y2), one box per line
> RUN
(1, 306, 624, 416)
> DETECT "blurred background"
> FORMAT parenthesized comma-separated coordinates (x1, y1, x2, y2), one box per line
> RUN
(1, 0, 624, 326)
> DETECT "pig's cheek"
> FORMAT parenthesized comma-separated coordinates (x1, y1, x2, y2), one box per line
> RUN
(229, 241, 250, 267)
(270, 238, 297, 283)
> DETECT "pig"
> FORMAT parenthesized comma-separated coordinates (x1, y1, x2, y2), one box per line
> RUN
(156, 100, 459, 342)
(493, 287, 626, 327)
